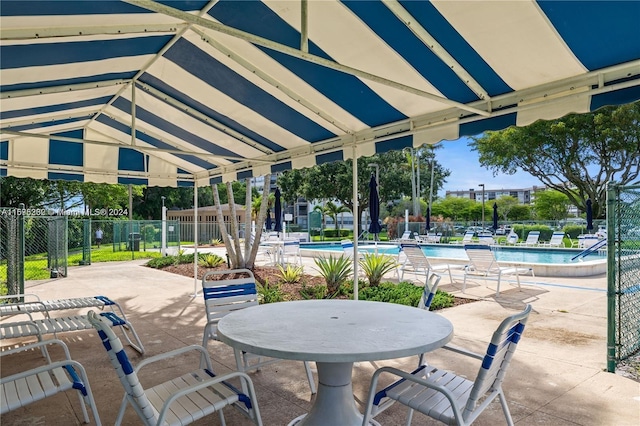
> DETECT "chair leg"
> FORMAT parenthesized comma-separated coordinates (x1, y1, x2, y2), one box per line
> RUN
(405, 406, 415, 426)
(115, 395, 128, 426)
(498, 390, 515, 426)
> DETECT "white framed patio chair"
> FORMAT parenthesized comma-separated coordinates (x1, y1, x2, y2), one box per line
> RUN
(516, 230, 540, 246)
(416, 273, 443, 366)
(201, 269, 316, 395)
(539, 231, 565, 247)
(463, 245, 534, 296)
(362, 304, 532, 426)
(477, 233, 495, 245)
(1, 339, 101, 425)
(450, 231, 474, 244)
(87, 310, 262, 426)
(501, 231, 519, 245)
(396, 243, 463, 284)
(281, 239, 302, 266)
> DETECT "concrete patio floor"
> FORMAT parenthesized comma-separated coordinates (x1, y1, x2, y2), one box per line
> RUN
(1, 253, 639, 425)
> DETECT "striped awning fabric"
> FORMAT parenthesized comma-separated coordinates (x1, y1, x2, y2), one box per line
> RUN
(1, 0, 639, 186)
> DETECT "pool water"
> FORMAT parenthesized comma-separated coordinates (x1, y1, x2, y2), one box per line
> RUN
(300, 243, 605, 264)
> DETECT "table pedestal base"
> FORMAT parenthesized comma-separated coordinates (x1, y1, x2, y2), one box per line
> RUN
(288, 362, 378, 426)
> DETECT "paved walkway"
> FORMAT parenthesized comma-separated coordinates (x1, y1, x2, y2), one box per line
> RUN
(1, 255, 639, 425)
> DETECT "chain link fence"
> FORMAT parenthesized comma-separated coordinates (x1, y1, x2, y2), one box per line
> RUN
(0, 210, 68, 295)
(607, 183, 640, 372)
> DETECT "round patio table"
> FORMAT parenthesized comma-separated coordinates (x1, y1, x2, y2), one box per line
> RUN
(217, 299, 453, 426)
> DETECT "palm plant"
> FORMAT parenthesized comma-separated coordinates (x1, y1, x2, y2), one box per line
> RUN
(278, 263, 304, 283)
(313, 254, 353, 294)
(359, 253, 398, 287)
(198, 253, 225, 267)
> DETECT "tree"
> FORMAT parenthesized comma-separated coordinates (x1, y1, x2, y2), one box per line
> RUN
(533, 190, 572, 220)
(0, 177, 49, 208)
(495, 196, 520, 221)
(471, 102, 640, 219)
(431, 197, 477, 221)
(323, 201, 350, 230)
(276, 149, 450, 224)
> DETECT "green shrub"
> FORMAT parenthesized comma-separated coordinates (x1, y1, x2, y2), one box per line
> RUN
(147, 256, 176, 269)
(278, 264, 304, 283)
(323, 229, 350, 238)
(299, 283, 328, 299)
(359, 253, 398, 287)
(358, 282, 455, 310)
(512, 224, 553, 241)
(313, 254, 353, 294)
(563, 225, 584, 239)
(198, 253, 224, 268)
(175, 252, 195, 265)
(257, 280, 285, 304)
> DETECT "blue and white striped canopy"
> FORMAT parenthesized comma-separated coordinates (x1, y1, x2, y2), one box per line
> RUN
(1, 0, 639, 187)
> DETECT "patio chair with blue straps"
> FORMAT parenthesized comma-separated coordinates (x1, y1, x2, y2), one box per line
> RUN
(362, 304, 532, 426)
(88, 310, 263, 426)
(1, 339, 101, 425)
(517, 230, 540, 246)
(201, 269, 316, 395)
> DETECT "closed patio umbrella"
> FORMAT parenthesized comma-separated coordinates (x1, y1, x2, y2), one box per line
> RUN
(265, 208, 272, 231)
(586, 199, 593, 232)
(274, 189, 282, 233)
(368, 175, 382, 239)
(492, 203, 499, 232)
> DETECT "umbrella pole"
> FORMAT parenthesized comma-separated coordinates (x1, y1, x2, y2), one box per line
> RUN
(352, 144, 359, 300)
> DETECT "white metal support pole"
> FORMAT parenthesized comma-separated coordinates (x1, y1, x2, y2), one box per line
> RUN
(352, 142, 359, 300)
(193, 180, 199, 297)
(161, 196, 166, 257)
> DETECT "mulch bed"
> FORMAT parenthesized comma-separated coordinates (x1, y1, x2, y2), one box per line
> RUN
(154, 263, 475, 307)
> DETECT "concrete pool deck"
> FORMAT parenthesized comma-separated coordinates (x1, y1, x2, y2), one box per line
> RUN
(1, 255, 637, 425)
(298, 242, 608, 277)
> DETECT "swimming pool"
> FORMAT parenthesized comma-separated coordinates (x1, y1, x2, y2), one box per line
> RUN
(300, 242, 604, 263)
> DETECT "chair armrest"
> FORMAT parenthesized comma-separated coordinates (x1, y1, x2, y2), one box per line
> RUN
(157, 371, 257, 425)
(0, 359, 85, 384)
(0, 339, 73, 365)
(135, 344, 213, 373)
(441, 344, 484, 360)
(365, 366, 466, 424)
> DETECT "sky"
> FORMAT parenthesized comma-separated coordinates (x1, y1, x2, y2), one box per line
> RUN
(434, 136, 541, 197)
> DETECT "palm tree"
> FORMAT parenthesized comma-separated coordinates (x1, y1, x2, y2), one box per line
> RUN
(324, 201, 350, 231)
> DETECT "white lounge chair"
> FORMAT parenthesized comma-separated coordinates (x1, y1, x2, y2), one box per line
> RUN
(1, 339, 101, 424)
(517, 230, 540, 246)
(88, 311, 263, 426)
(0, 294, 145, 354)
(201, 269, 316, 395)
(502, 231, 519, 245)
(397, 243, 464, 284)
(450, 230, 475, 244)
(540, 231, 565, 247)
(362, 305, 532, 426)
(463, 244, 534, 296)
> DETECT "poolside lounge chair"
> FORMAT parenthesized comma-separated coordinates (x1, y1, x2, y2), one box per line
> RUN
(517, 230, 540, 246)
(539, 231, 565, 247)
(397, 243, 464, 284)
(463, 244, 534, 296)
(201, 269, 316, 395)
(396, 231, 413, 242)
(362, 305, 532, 426)
(477, 233, 495, 245)
(451, 230, 475, 244)
(0, 294, 145, 354)
(88, 310, 263, 426)
(502, 231, 519, 245)
(1, 339, 101, 424)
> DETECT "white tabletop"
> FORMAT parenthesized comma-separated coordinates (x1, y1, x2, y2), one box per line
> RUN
(217, 299, 453, 363)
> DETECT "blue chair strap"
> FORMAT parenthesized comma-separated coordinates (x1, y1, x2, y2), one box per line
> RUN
(63, 365, 88, 396)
